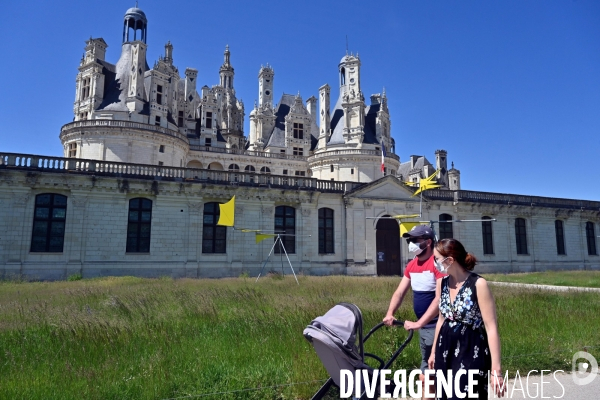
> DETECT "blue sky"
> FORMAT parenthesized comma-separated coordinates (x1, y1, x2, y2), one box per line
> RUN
(1, 1, 599, 200)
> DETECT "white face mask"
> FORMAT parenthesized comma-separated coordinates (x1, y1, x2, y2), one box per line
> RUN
(408, 241, 424, 256)
(434, 257, 449, 273)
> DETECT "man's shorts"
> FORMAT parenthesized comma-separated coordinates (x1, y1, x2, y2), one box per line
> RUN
(418, 327, 435, 373)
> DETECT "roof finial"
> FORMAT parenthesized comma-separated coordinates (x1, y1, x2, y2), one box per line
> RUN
(452, 161, 455, 169)
(135, 1, 138, 8)
(346, 35, 348, 55)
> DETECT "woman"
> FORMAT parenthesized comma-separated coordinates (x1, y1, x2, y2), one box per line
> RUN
(428, 238, 505, 399)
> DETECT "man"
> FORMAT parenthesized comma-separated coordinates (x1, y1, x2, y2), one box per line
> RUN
(383, 225, 445, 399)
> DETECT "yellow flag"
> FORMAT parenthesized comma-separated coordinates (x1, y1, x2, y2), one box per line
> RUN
(390, 214, 420, 219)
(400, 222, 422, 237)
(409, 169, 443, 197)
(217, 196, 235, 226)
(256, 233, 276, 244)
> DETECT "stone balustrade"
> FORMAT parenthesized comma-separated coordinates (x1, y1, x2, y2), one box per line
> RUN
(308, 148, 400, 161)
(0, 152, 361, 193)
(60, 120, 189, 143)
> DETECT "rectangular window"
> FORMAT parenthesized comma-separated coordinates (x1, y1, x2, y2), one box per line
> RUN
(81, 78, 91, 100)
(482, 217, 494, 255)
(155, 116, 161, 126)
(555, 220, 565, 255)
(280, 150, 286, 154)
(158, 161, 164, 166)
(318, 208, 334, 254)
(293, 147, 303, 156)
(178, 111, 184, 127)
(293, 122, 304, 139)
(294, 171, 306, 177)
(205, 138, 212, 147)
(159, 145, 165, 153)
(586, 222, 597, 256)
(438, 214, 453, 240)
(68, 143, 77, 158)
(156, 85, 163, 105)
(515, 218, 528, 255)
(206, 112, 213, 129)
(30, 194, 67, 252)
(282, 169, 288, 175)
(351, 168, 354, 175)
(203, 202, 227, 253)
(126, 198, 152, 253)
(275, 206, 295, 254)
(330, 165, 334, 172)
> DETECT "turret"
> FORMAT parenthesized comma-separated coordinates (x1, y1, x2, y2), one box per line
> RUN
(448, 162, 461, 190)
(122, 7, 147, 43)
(258, 64, 274, 107)
(219, 45, 234, 89)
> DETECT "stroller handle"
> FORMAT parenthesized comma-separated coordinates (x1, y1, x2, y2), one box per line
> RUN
(363, 319, 408, 342)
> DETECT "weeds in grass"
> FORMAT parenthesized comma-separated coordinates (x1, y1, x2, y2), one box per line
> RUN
(0, 276, 597, 399)
(67, 273, 82, 281)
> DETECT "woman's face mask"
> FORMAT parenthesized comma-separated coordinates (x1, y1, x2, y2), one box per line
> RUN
(434, 256, 450, 273)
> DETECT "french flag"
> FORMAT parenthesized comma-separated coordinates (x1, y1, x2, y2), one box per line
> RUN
(381, 143, 386, 173)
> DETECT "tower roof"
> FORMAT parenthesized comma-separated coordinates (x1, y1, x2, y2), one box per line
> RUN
(125, 7, 147, 23)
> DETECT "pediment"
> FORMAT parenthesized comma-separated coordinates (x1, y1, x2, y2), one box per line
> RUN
(346, 176, 419, 201)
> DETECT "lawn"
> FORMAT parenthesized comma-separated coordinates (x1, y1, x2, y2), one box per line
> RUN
(484, 270, 600, 288)
(0, 275, 598, 399)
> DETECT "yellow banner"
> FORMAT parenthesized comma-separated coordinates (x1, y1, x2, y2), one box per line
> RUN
(217, 196, 235, 226)
(400, 222, 422, 237)
(256, 233, 276, 244)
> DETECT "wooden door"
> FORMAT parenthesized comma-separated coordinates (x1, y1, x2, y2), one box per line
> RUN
(376, 217, 402, 276)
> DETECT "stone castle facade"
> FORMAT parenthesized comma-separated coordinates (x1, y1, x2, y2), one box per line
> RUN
(0, 7, 598, 280)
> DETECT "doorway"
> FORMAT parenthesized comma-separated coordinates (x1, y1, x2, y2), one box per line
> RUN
(376, 216, 401, 276)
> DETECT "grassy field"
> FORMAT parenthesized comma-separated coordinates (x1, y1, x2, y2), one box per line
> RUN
(485, 270, 600, 288)
(0, 274, 599, 399)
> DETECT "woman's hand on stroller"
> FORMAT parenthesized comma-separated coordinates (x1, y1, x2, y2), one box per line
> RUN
(403, 320, 421, 331)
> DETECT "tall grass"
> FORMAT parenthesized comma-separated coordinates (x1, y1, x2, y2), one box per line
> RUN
(0, 275, 598, 399)
(485, 270, 600, 288)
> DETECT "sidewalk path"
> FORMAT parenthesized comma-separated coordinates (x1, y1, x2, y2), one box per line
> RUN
(488, 281, 600, 293)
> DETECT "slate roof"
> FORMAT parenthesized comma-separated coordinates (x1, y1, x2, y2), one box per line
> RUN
(328, 94, 380, 145)
(96, 43, 150, 112)
(264, 94, 318, 150)
(397, 156, 434, 181)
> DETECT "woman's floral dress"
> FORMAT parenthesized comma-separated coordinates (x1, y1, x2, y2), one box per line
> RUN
(435, 273, 491, 399)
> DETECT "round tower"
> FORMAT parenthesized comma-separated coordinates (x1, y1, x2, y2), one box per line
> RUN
(219, 45, 234, 89)
(123, 7, 148, 43)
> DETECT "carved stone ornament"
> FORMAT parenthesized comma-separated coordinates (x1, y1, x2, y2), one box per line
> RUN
(301, 208, 311, 217)
(71, 196, 88, 208)
(363, 200, 372, 208)
(344, 198, 354, 207)
(188, 202, 203, 213)
(261, 206, 273, 214)
(12, 194, 30, 207)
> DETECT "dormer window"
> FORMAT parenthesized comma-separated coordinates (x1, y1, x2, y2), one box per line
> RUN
(293, 123, 304, 139)
(156, 85, 163, 105)
(206, 112, 213, 129)
(81, 78, 91, 100)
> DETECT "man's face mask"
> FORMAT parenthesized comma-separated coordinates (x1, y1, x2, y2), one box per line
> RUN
(408, 239, 428, 256)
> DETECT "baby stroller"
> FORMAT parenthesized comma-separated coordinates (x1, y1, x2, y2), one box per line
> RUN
(304, 302, 414, 400)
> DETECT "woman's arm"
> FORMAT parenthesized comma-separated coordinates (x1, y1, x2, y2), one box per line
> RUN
(428, 278, 445, 370)
(476, 278, 505, 397)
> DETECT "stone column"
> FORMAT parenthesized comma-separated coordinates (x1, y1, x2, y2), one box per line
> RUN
(186, 201, 203, 278)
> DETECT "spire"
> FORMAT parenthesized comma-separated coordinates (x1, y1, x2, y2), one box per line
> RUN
(223, 44, 230, 67)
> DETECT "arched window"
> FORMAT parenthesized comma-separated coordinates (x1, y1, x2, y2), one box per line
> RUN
(244, 165, 255, 173)
(515, 218, 528, 255)
(318, 208, 334, 254)
(228, 164, 240, 171)
(260, 166, 271, 174)
(555, 220, 565, 255)
(340, 67, 346, 85)
(202, 202, 227, 253)
(127, 198, 152, 253)
(274, 206, 295, 254)
(438, 214, 453, 240)
(481, 216, 494, 255)
(31, 193, 67, 252)
(586, 222, 597, 256)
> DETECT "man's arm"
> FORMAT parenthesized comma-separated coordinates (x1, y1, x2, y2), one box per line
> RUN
(383, 276, 411, 326)
(403, 280, 442, 330)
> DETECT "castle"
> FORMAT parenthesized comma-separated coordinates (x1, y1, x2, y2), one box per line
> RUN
(0, 7, 598, 280)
